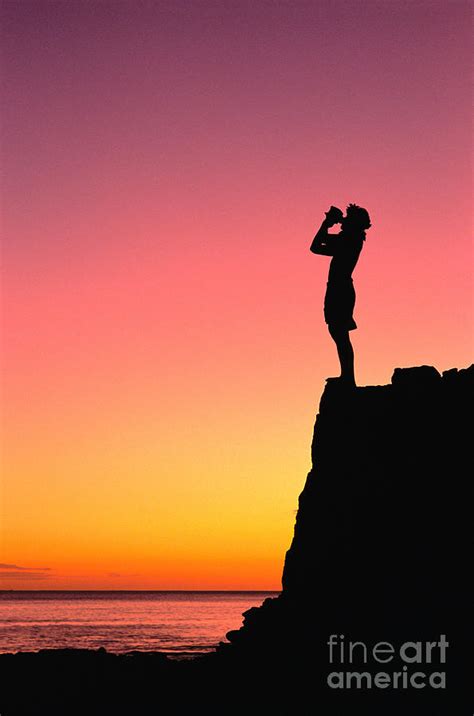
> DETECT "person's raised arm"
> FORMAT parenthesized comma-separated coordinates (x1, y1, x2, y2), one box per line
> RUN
(310, 218, 335, 255)
(310, 206, 343, 256)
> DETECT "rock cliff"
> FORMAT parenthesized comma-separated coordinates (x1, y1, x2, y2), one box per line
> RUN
(220, 365, 472, 713)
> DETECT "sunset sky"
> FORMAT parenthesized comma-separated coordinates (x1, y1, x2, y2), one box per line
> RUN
(1, 0, 472, 589)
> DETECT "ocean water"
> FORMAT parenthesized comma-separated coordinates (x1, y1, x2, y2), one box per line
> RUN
(0, 591, 278, 658)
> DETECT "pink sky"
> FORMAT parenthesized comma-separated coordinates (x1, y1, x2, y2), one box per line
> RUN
(1, 0, 472, 589)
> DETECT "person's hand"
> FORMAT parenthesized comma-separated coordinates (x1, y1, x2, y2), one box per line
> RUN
(324, 206, 343, 227)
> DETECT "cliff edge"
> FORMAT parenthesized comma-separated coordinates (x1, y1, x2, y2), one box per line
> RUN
(221, 364, 472, 713)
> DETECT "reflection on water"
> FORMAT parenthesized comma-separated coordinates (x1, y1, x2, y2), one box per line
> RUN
(0, 591, 279, 658)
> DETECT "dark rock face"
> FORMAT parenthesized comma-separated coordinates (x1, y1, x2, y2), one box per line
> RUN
(391, 364, 442, 386)
(1, 366, 472, 715)
(221, 365, 473, 712)
(282, 364, 471, 611)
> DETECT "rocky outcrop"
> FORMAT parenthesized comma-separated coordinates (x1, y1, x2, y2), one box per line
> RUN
(220, 365, 472, 713)
(282, 364, 472, 608)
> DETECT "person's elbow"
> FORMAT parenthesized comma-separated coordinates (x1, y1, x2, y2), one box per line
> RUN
(310, 243, 329, 255)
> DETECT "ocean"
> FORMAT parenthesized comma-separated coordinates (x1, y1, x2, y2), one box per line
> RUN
(0, 591, 278, 658)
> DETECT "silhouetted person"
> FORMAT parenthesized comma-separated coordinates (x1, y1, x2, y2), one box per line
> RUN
(310, 204, 372, 386)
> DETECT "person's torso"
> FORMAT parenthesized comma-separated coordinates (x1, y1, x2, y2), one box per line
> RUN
(328, 233, 364, 283)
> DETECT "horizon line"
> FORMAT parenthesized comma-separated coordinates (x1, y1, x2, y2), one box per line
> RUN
(0, 588, 281, 593)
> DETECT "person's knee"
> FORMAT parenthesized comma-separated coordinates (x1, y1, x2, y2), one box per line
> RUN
(328, 324, 339, 340)
(328, 325, 347, 343)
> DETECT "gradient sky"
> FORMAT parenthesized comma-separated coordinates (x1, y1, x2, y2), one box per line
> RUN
(1, 0, 472, 589)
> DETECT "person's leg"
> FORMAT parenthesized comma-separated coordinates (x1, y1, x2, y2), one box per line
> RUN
(328, 325, 355, 385)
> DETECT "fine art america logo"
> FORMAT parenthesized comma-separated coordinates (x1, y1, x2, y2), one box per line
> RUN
(327, 634, 449, 689)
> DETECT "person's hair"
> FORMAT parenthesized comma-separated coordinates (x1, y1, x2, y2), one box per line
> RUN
(346, 203, 372, 231)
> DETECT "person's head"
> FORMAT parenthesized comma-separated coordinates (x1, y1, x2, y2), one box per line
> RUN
(341, 204, 372, 235)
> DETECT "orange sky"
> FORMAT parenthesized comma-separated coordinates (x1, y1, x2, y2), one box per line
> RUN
(1, 0, 472, 589)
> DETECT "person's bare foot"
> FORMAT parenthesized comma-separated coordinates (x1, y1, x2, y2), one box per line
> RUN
(326, 376, 356, 388)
